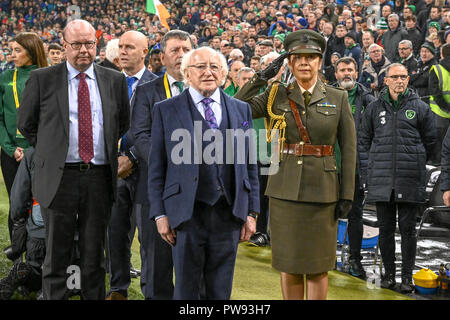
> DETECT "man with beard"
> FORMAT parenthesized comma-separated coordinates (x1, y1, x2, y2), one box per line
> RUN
(359, 63, 436, 293)
(273, 34, 285, 54)
(410, 42, 437, 104)
(334, 57, 375, 279)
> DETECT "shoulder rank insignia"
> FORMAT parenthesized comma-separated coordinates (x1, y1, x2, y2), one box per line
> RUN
(317, 102, 336, 108)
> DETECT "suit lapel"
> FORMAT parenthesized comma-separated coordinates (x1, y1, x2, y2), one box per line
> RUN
(174, 90, 195, 134)
(287, 79, 327, 107)
(130, 69, 155, 108)
(155, 76, 166, 101)
(287, 81, 305, 107)
(55, 63, 70, 138)
(220, 89, 238, 129)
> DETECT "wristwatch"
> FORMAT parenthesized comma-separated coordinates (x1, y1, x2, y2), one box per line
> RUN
(248, 212, 258, 219)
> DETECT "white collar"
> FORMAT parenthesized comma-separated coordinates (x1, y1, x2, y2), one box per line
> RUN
(166, 72, 182, 87)
(189, 86, 221, 105)
(123, 66, 146, 80)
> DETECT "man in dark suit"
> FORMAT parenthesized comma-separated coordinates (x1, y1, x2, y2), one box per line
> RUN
(131, 30, 193, 299)
(17, 19, 130, 300)
(105, 31, 156, 300)
(148, 47, 259, 299)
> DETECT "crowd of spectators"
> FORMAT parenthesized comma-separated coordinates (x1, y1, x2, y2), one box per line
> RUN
(0, 0, 449, 87)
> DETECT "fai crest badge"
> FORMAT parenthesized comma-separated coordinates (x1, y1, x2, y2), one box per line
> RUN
(405, 110, 416, 120)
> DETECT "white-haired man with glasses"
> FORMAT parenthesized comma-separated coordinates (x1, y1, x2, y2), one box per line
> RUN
(147, 47, 259, 299)
(358, 63, 437, 293)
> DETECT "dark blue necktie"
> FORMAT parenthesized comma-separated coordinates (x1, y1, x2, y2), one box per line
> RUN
(121, 76, 138, 152)
(126, 76, 137, 99)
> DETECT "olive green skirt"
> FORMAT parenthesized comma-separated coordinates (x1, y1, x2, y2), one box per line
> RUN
(269, 197, 338, 275)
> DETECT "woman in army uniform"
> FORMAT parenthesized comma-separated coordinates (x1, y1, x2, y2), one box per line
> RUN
(235, 30, 356, 300)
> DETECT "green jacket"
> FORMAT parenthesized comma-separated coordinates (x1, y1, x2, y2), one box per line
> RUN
(224, 82, 239, 97)
(0, 65, 36, 157)
(235, 75, 356, 203)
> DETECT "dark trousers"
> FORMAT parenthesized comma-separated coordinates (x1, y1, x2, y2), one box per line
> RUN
(41, 165, 112, 300)
(1, 149, 20, 239)
(172, 199, 241, 300)
(136, 204, 174, 299)
(348, 175, 365, 259)
(257, 163, 269, 235)
(376, 191, 418, 278)
(106, 178, 137, 297)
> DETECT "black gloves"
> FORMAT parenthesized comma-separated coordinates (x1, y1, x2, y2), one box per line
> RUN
(335, 199, 353, 220)
(257, 52, 289, 81)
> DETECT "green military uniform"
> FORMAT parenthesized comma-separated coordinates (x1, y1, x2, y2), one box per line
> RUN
(235, 30, 356, 274)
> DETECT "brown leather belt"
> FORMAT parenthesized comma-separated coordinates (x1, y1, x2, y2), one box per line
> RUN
(283, 98, 333, 157)
(282, 143, 334, 157)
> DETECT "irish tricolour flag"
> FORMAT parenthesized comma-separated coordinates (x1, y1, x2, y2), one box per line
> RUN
(146, 0, 170, 30)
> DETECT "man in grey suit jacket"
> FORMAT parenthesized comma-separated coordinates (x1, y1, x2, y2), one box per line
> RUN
(17, 19, 130, 300)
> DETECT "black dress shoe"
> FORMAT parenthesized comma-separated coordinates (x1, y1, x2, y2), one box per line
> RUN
(349, 259, 367, 279)
(380, 274, 396, 289)
(400, 278, 414, 293)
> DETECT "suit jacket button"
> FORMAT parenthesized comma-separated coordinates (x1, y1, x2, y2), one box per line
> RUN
(217, 186, 222, 191)
(194, 177, 198, 182)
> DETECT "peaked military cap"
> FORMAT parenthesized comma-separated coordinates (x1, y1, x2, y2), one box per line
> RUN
(284, 30, 326, 57)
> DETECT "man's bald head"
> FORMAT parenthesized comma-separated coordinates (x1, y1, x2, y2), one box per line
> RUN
(63, 19, 96, 41)
(119, 30, 150, 75)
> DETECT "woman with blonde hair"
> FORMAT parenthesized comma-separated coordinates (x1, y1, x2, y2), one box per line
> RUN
(0, 32, 48, 239)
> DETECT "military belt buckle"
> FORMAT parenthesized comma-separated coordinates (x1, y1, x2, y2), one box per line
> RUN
(295, 142, 304, 156)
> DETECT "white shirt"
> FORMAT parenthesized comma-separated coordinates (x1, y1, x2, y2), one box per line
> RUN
(188, 86, 222, 126)
(167, 73, 184, 96)
(66, 62, 107, 164)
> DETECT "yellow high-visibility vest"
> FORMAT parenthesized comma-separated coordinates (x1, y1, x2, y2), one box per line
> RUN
(430, 64, 450, 119)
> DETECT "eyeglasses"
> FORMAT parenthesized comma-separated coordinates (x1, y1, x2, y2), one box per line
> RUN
(64, 39, 96, 50)
(188, 64, 222, 73)
(388, 75, 408, 80)
(398, 47, 411, 51)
